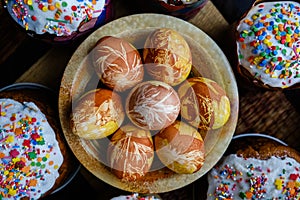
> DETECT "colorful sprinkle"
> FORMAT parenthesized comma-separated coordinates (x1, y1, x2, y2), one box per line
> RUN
(0, 99, 63, 199)
(207, 154, 300, 199)
(237, 2, 300, 88)
(4, 0, 109, 36)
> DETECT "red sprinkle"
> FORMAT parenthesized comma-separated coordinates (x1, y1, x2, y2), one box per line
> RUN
(31, 15, 37, 21)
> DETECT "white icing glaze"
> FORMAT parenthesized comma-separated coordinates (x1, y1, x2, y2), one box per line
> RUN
(0, 99, 63, 199)
(237, 1, 300, 88)
(207, 154, 300, 199)
(111, 193, 161, 200)
(4, 0, 107, 36)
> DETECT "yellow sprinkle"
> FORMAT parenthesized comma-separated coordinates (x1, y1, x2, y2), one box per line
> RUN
(42, 6, 48, 11)
(55, 2, 60, 8)
(4, 171, 9, 176)
(6, 135, 14, 143)
(266, 14, 271, 18)
(263, 39, 269, 44)
(54, 165, 59, 169)
(265, 69, 270, 74)
(271, 74, 278, 78)
(8, 189, 16, 196)
(275, 178, 283, 190)
(12, 157, 20, 163)
(27, 0, 32, 5)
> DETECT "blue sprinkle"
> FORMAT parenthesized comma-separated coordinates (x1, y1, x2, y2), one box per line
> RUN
(267, 26, 273, 31)
(276, 65, 283, 70)
(257, 45, 263, 50)
(258, 35, 264, 40)
(252, 49, 259, 54)
(266, 49, 271, 54)
(278, 14, 283, 19)
(289, 3, 295, 9)
(295, 29, 300, 34)
(259, 60, 267, 66)
(273, 50, 278, 55)
(258, 9, 263, 12)
(280, 31, 286, 36)
(270, 21, 275, 26)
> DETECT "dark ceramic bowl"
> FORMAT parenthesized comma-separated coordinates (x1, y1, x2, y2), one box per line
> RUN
(141, 0, 208, 20)
(0, 82, 81, 197)
(1, 0, 114, 44)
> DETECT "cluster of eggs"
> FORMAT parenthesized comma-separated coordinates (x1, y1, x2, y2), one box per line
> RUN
(70, 28, 231, 180)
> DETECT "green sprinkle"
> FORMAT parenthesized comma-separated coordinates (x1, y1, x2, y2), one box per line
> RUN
(62, 1, 68, 7)
(282, 49, 287, 55)
(260, 52, 267, 57)
(239, 192, 247, 199)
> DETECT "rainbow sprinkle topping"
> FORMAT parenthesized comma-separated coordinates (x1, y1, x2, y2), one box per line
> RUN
(0, 99, 63, 200)
(4, 0, 109, 36)
(207, 154, 300, 199)
(237, 1, 300, 88)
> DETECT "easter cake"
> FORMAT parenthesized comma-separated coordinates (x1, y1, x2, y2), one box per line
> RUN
(206, 136, 300, 199)
(236, 1, 300, 89)
(0, 86, 77, 199)
(3, 0, 113, 42)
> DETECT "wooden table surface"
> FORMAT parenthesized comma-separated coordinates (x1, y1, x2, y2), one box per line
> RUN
(1, 0, 300, 199)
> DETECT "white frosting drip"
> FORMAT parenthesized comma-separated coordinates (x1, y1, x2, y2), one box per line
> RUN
(111, 193, 161, 200)
(0, 99, 63, 199)
(4, 0, 106, 36)
(236, 1, 300, 88)
(207, 154, 300, 199)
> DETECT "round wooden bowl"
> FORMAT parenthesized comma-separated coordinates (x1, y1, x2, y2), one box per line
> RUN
(58, 13, 239, 193)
